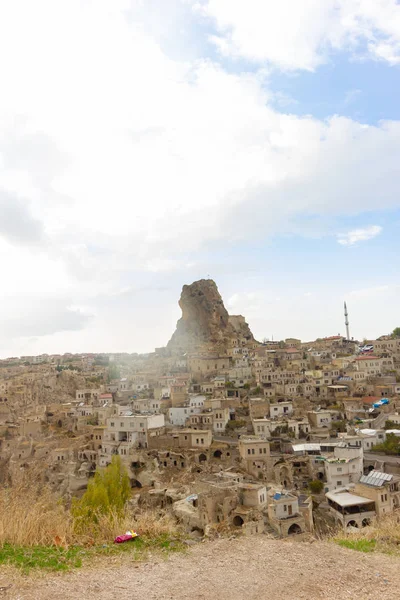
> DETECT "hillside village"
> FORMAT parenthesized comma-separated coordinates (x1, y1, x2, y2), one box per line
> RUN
(2, 279, 400, 538)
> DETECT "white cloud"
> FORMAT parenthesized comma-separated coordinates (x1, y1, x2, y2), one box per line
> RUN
(0, 1, 399, 353)
(337, 225, 383, 246)
(198, 0, 400, 70)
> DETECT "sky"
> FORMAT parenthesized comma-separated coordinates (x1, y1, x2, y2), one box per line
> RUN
(1, 0, 400, 357)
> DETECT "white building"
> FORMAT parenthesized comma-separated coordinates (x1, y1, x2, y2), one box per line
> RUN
(322, 444, 364, 492)
(101, 413, 165, 463)
(168, 406, 202, 426)
(270, 401, 293, 419)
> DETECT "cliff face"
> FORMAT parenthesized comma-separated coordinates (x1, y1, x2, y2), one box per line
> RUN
(167, 279, 255, 353)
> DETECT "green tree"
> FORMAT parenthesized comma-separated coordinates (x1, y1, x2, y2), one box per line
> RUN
(72, 455, 131, 525)
(331, 420, 347, 433)
(250, 387, 262, 396)
(384, 420, 400, 430)
(309, 480, 324, 494)
(372, 433, 400, 455)
(392, 327, 400, 338)
(107, 364, 120, 382)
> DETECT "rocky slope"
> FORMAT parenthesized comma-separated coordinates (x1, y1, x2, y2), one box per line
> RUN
(167, 279, 255, 353)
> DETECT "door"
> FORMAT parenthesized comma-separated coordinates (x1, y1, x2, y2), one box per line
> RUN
(288, 504, 293, 516)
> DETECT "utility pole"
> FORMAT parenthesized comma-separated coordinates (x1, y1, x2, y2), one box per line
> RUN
(344, 301, 350, 340)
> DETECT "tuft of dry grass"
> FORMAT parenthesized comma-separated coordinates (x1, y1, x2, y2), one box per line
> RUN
(0, 477, 73, 547)
(130, 511, 179, 539)
(333, 511, 400, 554)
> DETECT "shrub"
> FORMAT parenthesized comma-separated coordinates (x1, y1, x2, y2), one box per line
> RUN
(371, 433, 400, 455)
(384, 420, 400, 430)
(250, 387, 262, 396)
(72, 456, 131, 530)
(309, 480, 324, 494)
(331, 420, 347, 433)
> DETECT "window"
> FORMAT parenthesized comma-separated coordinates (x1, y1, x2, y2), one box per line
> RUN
(120, 422, 124, 427)
(196, 438, 199, 444)
(283, 505, 287, 512)
(251, 448, 255, 455)
(259, 448, 262, 454)
(247, 449, 251, 455)
(337, 468, 342, 473)
(201, 438, 204, 444)
(263, 448, 267, 454)
(110, 422, 115, 427)
(140, 423, 144, 428)
(337, 481, 342, 486)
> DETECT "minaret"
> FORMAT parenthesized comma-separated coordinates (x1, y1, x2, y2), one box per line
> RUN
(344, 301, 350, 340)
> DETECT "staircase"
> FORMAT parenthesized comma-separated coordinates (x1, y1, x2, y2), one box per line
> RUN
(371, 412, 388, 429)
(264, 523, 280, 539)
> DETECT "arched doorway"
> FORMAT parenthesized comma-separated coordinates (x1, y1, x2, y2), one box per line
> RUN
(213, 450, 222, 459)
(317, 472, 324, 480)
(279, 465, 291, 488)
(362, 518, 371, 527)
(288, 523, 302, 535)
(199, 453, 207, 463)
(131, 479, 142, 488)
(233, 515, 244, 527)
(347, 520, 358, 528)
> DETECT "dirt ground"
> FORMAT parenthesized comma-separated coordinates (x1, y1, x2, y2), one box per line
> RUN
(2, 537, 400, 600)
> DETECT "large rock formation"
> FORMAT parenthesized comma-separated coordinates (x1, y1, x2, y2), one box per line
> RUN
(167, 279, 255, 353)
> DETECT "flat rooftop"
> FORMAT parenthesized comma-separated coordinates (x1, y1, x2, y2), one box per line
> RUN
(326, 491, 372, 507)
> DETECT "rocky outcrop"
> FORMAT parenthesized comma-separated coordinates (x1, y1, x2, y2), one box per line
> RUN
(167, 279, 255, 353)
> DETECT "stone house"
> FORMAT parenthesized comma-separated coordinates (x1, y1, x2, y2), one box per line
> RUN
(176, 429, 213, 450)
(353, 356, 383, 376)
(269, 401, 293, 419)
(307, 410, 332, 429)
(239, 436, 270, 478)
(213, 407, 230, 432)
(188, 412, 213, 430)
(354, 470, 400, 514)
(75, 389, 100, 402)
(170, 384, 188, 407)
(266, 488, 309, 537)
(188, 354, 230, 376)
(52, 448, 71, 462)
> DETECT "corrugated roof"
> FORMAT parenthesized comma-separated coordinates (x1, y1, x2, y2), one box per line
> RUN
(359, 470, 393, 487)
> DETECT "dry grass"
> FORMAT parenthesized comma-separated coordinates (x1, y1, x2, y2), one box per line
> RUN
(0, 471, 179, 549)
(0, 476, 73, 547)
(333, 511, 400, 554)
(130, 510, 179, 539)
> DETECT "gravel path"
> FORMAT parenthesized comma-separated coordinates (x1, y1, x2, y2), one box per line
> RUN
(3, 537, 400, 600)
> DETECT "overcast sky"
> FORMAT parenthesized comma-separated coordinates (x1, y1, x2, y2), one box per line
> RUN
(1, 0, 400, 357)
